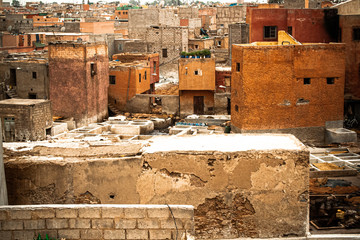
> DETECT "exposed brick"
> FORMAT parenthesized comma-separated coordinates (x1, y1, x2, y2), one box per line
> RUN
(114, 219, 136, 229)
(2, 220, 23, 230)
(104, 229, 126, 240)
(69, 219, 91, 229)
(81, 229, 103, 239)
(32, 209, 55, 219)
(160, 219, 183, 229)
(102, 208, 124, 218)
(92, 219, 114, 229)
(123, 208, 146, 218)
(147, 208, 170, 219)
(58, 229, 80, 239)
(79, 208, 101, 218)
(149, 229, 172, 240)
(0, 211, 8, 220)
(13, 230, 35, 239)
(137, 219, 159, 229)
(46, 219, 69, 229)
(56, 208, 78, 218)
(126, 229, 148, 239)
(0, 230, 12, 239)
(10, 210, 32, 220)
(24, 219, 46, 230)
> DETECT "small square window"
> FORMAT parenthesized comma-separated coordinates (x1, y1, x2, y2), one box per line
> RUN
(195, 45, 199, 49)
(287, 26, 292, 35)
(194, 70, 199, 75)
(32, 72, 37, 79)
(109, 75, 116, 85)
(235, 105, 239, 112)
(327, 77, 335, 84)
(353, 28, 360, 41)
(162, 49, 168, 58)
(304, 78, 311, 85)
(236, 63, 240, 72)
(264, 26, 277, 39)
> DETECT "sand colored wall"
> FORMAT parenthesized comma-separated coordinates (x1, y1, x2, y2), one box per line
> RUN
(179, 58, 215, 91)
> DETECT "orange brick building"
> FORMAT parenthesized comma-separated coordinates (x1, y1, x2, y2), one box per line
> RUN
(231, 32, 345, 143)
(33, 16, 63, 27)
(179, 57, 215, 116)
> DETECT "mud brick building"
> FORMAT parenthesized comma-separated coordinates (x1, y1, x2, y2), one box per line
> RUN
(0, 99, 52, 142)
(179, 57, 215, 116)
(216, 6, 246, 34)
(48, 42, 109, 128)
(229, 23, 249, 60)
(231, 31, 346, 144)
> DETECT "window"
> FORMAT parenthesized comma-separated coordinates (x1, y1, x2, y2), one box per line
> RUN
(162, 48, 168, 58)
(91, 63, 96, 76)
(145, 71, 147, 80)
(195, 45, 199, 49)
(118, 44, 123, 51)
(353, 28, 360, 41)
(236, 63, 240, 72)
(32, 72, 37, 79)
(139, 73, 141, 83)
(28, 93, 37, 99)
(264, 26, 277, 39)
(287, 26, 292, 35)
(235, 105, 239, 112)
(109, 75, 116, 85)
(27, 35, 31, 46)
(217, 41, 221, 46)
(304, 78, 311, 85)
(327, 77, 335, 85)
(194, 70, 199, 75)
(153, 62, 156, 74)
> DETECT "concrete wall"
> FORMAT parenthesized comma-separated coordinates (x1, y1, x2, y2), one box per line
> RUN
(125, 94, 179, 115)
(179, 90, 214, 117)
(216, 6, 246, 34)
(231, 43, 345, 143)
(3, 134, 309, 239)
(0, 205, 194, 240)
(48, 42, 109, 128)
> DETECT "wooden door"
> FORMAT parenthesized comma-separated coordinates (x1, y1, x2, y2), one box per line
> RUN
(193, 96, 204, 115)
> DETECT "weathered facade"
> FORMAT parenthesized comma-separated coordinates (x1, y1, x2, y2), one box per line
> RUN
(0, 99, 52, 142)
(48, 42, 109, 127)
(228, 23, 249, 60)
(216, 6, 246, 34)
(179, 57, 215, 117)
(231, 32, 346, 144)
(3, 134, 309, 239)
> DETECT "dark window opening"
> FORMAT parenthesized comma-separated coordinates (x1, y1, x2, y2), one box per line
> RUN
(139, 73, 141, 83)
(46, 128, 51, 136)
(236, 63, 240, 72)
(287, 26, 292, 35)
(353, 28, 360, 41)
(118, 44, 123, 51)
(153, 62, 156, 74)
(327, 77, 335, 85)
(27, 35, 31, 46)
(264, 26, 277, 39)
(109, 75, 116, 85)
(28, 93, 37, 99)
(32, 72, 37, 79)
(162, 48, 168, 58)
(195, 45, 199, 49)
(235, 105, 239, 112)
(91, 63, 96, 76)
(194, 70, 199, 75)
(304, 78, 311, 85)
(217, 41, 221, 46)
(145, 71, 147, 80)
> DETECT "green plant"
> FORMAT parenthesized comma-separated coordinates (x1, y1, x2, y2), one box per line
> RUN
(202, 49, 211, 56)
(181, 51, 186, 56)
(34, 233, 61, 240)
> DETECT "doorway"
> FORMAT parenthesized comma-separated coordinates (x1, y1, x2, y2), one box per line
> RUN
(3, 117, 15, 142)
(194, 96, 204, 115)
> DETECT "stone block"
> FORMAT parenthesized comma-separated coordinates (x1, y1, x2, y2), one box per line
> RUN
(2, 220, 23, 230)
(170, 208, 193, 219)
(137, 219, 159, 229)
(13, 230, 35, 239)
(92, 219, 114, 229)
(10, 210, 32, 220)
(69, 219, 91, 229)
(325, 128, 357, 144)
(126, 229, 148, 239)
(124, 208, 146, 218)
(32, 209, 55, 219)
(102, 208, 124, 218)
(104, 229, 126, 239)
(0, 211, 8, 220)
(58, 229, 80, 239)
(149, 229, 172, 240)
(147, 208, 170, 219)
(0, 230, 12, 239)
(35, 230, 57, 239)
(160, 219, 183, 229)
(56, 208, 78, 218)
(81, 229, 103, 239)
(115, 219, 137, 229)
(46, 219, 69, 229)
(79, 208, 101, 218)
(24, 219, 46, 230)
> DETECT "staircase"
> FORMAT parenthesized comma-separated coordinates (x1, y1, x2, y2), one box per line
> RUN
(5, 88, 19, 99)
(108, 103, 122, 116)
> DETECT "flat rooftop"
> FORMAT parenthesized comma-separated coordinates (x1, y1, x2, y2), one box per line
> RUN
(144, 134, 305, 153)
(0, 99, 50, 106)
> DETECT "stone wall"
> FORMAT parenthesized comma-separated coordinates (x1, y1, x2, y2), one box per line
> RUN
(216, 6, 246, 34)
(228, 23, 249, 60)
(0, 205, 194, 240)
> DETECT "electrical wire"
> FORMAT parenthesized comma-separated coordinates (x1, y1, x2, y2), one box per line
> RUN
(166, 203, 178, 240)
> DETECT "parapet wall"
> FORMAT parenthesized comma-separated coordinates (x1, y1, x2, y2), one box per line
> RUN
(0, 205, 194, 240)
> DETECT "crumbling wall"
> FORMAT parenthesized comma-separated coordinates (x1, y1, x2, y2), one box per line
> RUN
(228, 23, 249, 60)
(216, 6, 246, 34)
(0, 205, 194, 240)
